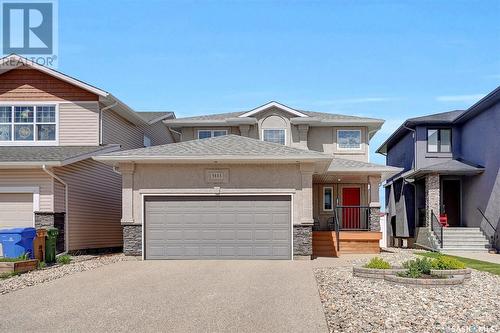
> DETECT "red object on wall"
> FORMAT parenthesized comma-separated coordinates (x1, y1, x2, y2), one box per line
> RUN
(439, 214, 449, 227)
(342, 187, 361, 229)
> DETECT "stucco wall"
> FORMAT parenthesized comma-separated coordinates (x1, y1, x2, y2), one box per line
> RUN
(414, 125, 459, 169)
(459, 103, 500, 246)
(386, 130, 415, 172)
(127, 163, 311, 226)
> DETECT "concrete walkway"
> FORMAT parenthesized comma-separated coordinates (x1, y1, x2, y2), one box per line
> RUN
(0, 260, 328, 333)
(443, 252, 500, 264)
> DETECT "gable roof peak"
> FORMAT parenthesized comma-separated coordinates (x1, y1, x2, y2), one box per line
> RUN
(238, 101, 309, 118)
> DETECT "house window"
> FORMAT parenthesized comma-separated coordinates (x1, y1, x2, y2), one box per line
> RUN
(0, 105, 56, 143)
(197, 129, 228, 139)
(263, 129, 286, 145)
(427, 128, 451, 153)
(323, 187, 333, 211)
(337, 130, 361, 150)
(143, 135, 152, 147)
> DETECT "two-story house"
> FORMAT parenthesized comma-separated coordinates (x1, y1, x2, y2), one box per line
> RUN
(95, 101, 400, 260)
(0, 54, 174, 253)
(377, 86, 500, 253)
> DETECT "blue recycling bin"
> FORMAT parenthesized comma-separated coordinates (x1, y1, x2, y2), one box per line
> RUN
(0, 228, 37, 259)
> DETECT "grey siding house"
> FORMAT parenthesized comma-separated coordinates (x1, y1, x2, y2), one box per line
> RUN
(377, 86, 500, 252)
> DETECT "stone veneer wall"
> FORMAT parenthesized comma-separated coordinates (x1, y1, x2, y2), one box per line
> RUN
(123, 225, 142, 256)
(293, 225, 312, 259)
(425, 174, 440, 227)
(35, 212, 65, 253)
(369, 207, 381, 232)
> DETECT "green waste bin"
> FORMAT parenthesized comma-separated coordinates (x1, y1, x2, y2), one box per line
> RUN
(45, 227, 58, 263)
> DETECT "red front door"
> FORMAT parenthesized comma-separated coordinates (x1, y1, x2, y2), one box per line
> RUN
(342, 187, 361, 229)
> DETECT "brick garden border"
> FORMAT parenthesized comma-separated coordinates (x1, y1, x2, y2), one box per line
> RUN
(430, 268, 472, 280)
(352, 266, 406, 279)
(384, 274, 465, 287)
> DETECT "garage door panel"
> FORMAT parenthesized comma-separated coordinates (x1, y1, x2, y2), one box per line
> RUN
(145, 196, 291, 260)
(0, 193, 34, 228)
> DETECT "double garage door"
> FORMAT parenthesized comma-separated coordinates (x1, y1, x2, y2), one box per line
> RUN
(0, 193, 34, 228)
(145, 195, 291, 260)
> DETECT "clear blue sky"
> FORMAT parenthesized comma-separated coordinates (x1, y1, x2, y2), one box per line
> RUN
(58, 0, 499, 170)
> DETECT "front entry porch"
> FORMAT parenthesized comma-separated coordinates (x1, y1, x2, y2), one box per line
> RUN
(312, 173, 382, 257)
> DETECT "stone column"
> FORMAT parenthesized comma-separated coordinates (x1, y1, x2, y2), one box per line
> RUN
(368, 176, 381, 231)
(297, 124, 309, 149)
(425, 173, 440, 228)
(119, 163, 141, 256)
(239, 125, 250, 137)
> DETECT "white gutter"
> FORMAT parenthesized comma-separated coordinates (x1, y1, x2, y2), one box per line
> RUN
(99, 101, 118, 145)
(42, 165, 69, 253)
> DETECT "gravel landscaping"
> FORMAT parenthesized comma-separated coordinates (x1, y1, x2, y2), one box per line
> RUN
(314, 249, 500, 333)
(0, 254, 137, 295)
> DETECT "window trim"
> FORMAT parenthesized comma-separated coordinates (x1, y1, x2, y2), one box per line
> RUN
(426, 128, 452, 153)
(337, 129, 362, 150)
(0, 103, 59, 146)
(197, 129, 228, 140)
(262, 128, 287, 145)
(323, 186, 333, 211)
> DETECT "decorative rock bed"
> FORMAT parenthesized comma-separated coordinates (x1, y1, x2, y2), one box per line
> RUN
(352, 266, 406, 279)
(384, 273, 465, 287)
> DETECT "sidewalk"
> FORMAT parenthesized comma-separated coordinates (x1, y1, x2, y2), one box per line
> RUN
(443, 252, 500, 264)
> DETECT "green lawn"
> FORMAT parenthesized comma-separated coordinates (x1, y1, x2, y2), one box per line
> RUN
(416, 252, 500, 276)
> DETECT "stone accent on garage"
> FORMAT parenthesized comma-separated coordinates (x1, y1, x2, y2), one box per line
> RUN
(123, 224, 142, 256)
(293, 224, 312, 259)
(35, 212, 65, 253)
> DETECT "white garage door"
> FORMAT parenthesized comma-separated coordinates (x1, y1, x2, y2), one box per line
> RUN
(145, 195, 291, 260)
(0, 193, 34, 228)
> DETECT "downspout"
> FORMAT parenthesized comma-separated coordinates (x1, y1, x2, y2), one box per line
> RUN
(42, 165, 69, 253)
(99, 101, 119, 145)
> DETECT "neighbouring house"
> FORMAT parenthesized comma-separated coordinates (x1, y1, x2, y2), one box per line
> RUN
(95, 102, 400, 259)
(377, 86, 500, 253)
(0, 54, 174, 253)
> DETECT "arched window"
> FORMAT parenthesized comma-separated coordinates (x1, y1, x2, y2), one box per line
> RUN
(261, 115, 286, 145)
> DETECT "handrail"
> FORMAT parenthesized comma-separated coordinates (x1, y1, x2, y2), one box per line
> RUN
(333, 208, 340, 252)
(477, 207, 497, 232)
(430, 210, 443, 249)
(335, 206, 372, 230)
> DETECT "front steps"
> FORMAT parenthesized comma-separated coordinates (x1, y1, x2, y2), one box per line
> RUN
(440, 228, 491, 253)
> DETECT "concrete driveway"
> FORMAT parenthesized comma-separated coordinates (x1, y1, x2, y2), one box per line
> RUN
(0, 260, 328, 332)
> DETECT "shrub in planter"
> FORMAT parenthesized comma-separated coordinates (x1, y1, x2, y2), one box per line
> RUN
(431, 255, 466, 270)
(402, 257, 433, 275)
(363, 257, 391, 269)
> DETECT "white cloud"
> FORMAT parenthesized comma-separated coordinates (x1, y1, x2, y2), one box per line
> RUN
(435, 94, 485, 103)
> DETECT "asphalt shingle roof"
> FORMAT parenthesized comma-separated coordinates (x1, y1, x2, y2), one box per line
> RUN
(419, 159, 484, 173)
(99, 135, 330, 159)
(0, 146, 115, 163)
(171, 110, 382, 122)
(135, 111, 174, 123)
(407, 110, 466, 123)
(328, 157, 401, 172)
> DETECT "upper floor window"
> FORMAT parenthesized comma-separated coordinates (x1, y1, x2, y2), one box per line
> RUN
(197, 129, 228, 140)
(263, 129, 286, 145)
(427, 128, 451, 153)
(261, 115, 287, 145)
(143, 135, 152, 147)
(0, 105, 56, 143)
(337, 130, 361, 150)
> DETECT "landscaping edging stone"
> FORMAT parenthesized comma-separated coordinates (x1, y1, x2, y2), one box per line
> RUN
(0, 260, 38, 274)
(353, 266, 407, 279)
(430, 268, 471, 280)
(384, 274, 465, 287)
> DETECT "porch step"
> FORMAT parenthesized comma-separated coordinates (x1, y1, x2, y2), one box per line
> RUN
(438, 228, 491, 252)
(442, 228, 482, 233)
(442, 248, 489, 253)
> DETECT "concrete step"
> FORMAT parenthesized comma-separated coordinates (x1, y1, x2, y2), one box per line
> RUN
(442, 244, 489, 249)
(442, 248, 489, 253)
(443, 234, 488, 239)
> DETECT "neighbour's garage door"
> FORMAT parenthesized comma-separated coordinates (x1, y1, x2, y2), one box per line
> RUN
(0, 193, 34, 228)
(145, 196, 291, 260)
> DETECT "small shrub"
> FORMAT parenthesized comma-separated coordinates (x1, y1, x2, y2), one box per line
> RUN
(38, 261, 47, 269)
(402, 257, 434, 275)
(0, 271, 19, 279)
(431, 255, 466, 270)
(56, 254, 71, 265)
(398, 265, 422, 278)
(0, 253, 30, 262)
(363, 257, 391, 269)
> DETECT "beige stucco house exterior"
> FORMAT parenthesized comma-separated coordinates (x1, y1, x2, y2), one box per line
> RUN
(96, 102, 400, 259)
(0, 55, 174, 253)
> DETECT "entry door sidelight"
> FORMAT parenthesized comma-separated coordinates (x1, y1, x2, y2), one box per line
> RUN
(342, 187, 361, 229)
